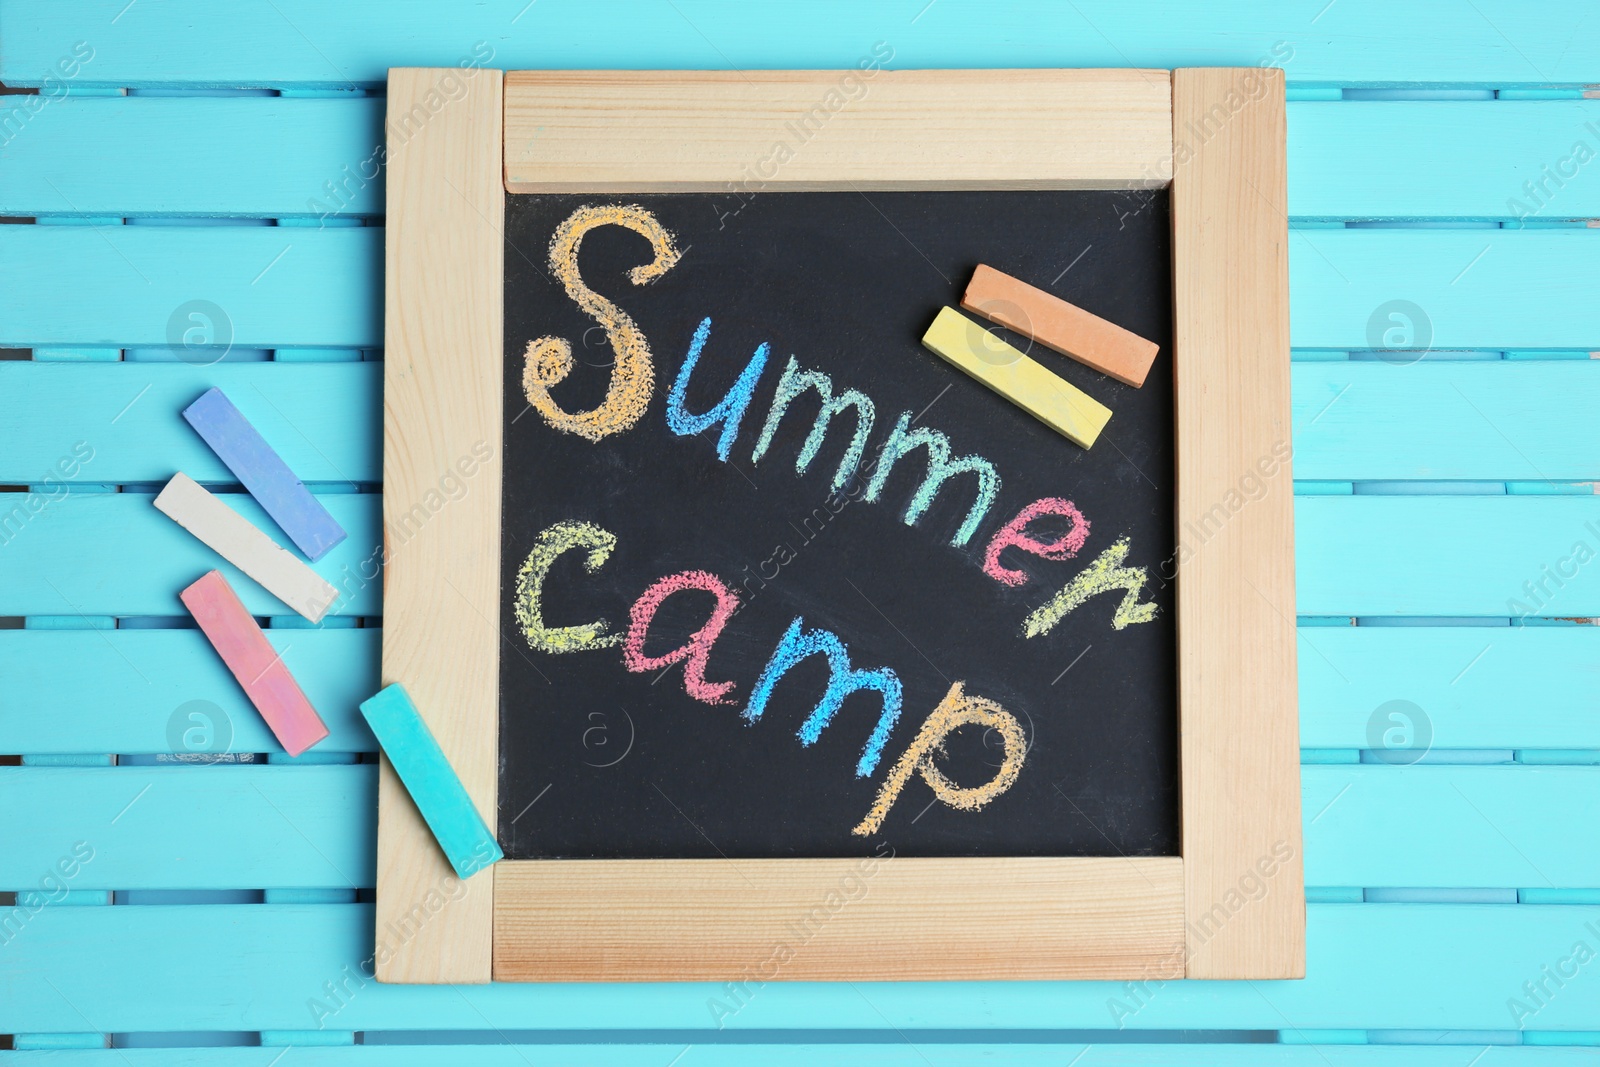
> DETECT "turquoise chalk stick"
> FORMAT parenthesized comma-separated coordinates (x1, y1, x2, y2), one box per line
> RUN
(358, 684, 501, 880)
(183, 386, 348, 561)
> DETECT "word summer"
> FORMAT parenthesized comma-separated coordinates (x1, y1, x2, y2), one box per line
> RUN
(513, 203, 1161, 832)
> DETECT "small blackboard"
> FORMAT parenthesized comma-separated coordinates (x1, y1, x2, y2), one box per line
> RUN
(499, 189, 1176, 860)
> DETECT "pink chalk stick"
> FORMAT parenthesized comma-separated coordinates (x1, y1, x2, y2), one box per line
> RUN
(180, 569, 329, 757)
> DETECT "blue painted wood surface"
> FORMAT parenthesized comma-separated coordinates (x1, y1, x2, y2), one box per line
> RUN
(0, 96, 385, 219)
(8, 1051, 1600, 1067)
(1292, 363, 1600, 482)
(1289, 100, 1600, 222)
(1301, 765, 1600, 887)
(1289, 229, 1600, 351)
(0, 629, 379, 755)
(6, 625, 1598, 758)
(0, 766, 373, 890)
(10, 359, 1600, 485)
(13, 493, 1600, 617)
(9, 1048, 1600, 1065)
(0, 225, 379, 349)
(1, 0, 1598, 1057)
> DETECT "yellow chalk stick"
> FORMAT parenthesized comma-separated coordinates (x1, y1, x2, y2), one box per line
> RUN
(920, 306, 1112, 449)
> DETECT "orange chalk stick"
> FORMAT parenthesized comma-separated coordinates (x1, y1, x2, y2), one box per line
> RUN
(181, 569, 329, 757)
(961, 263, 1160, 388)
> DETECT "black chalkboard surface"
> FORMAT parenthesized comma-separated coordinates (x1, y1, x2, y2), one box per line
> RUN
(499, 190, 1176, 860)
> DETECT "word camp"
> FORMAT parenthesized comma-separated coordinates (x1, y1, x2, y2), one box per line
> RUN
(513, 204, 1158, 833)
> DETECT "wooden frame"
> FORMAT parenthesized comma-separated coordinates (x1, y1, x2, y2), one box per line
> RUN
(378, 66, 503, 983)
(380, 66, 1301, 984)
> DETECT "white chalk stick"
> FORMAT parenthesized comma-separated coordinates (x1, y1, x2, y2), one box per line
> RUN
(154, 472, 339, 623)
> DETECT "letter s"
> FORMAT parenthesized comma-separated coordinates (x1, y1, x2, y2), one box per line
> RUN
(521, 204, 680, 442)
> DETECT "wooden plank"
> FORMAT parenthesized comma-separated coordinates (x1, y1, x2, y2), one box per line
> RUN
(0, 503, 1456, 632)
(961, 264, 1160, 387)
(0, 96, 383, 219)
(3, 226, 1594, 355)
(360, 685, 500, 881)
(504, 69, 1171, 192)
(0, 766, 372, 890)
(1304, 765, 1600, 889)
(495, 858, 1184, 982)
(1297, 496, 1600, 616)
(4, 2, 1597, 89)
(919, 306, 1113, 447)
(1290, 100, 1600, 222)
(1171, 68, 1302, 979)
(377, 66, 502, 984)
(0, 224, 379, 349)
(1290, 229, 1600, 351)
(1299, 626, 1600, 750)
(11, 1047, 1600, 1067)
(5, 903, 1597, 1031)
(11, 360, 1600, 488)
(0, 362, 379, 485)
(155, 474, 339, 622)
(0, 629, 378, 755)
(7, 624, 1598, 758)
(7, 97, 1600, 222)
(181, 570, 330, 756)
(183, 387, 348, 560)
(1294, 362, 1600, 483)
(0, 492, 379, 617)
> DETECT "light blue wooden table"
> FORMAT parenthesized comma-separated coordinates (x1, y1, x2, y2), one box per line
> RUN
(1, 1, 1598, 1061)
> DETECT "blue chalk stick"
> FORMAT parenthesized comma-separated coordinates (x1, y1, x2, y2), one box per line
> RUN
(358, 684, 501, 880)
(182, 386, 348, 561)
